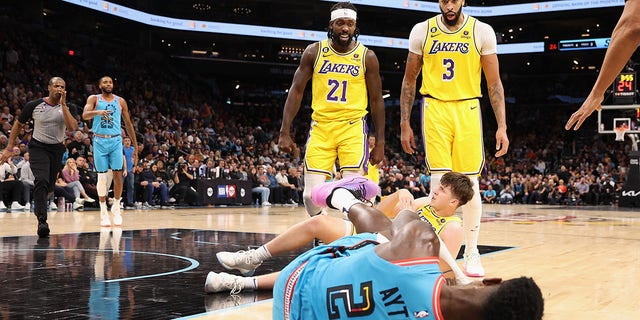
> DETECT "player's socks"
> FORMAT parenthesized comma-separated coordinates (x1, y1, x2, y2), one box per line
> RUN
(330, 188, 362, 216)
(256, 245, 272, 261)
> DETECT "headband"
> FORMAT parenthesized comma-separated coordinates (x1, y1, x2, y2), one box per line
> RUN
(330, 8, 357, 21)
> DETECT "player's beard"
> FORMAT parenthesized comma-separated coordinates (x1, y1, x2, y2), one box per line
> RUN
(441, 7, 462, 26)
(329, 29, 354, 47)
(100, 87, 112, 94)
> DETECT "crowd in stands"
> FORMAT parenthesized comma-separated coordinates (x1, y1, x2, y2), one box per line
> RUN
(0, 12, 634, 211)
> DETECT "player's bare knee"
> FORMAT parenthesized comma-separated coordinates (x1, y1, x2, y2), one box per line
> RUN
(306, 215, 329, 233)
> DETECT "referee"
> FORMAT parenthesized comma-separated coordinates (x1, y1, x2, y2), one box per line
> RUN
(0, 77, 78, 238)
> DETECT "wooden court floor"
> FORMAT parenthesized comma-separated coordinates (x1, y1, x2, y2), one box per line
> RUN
(1, 203, 639, 319)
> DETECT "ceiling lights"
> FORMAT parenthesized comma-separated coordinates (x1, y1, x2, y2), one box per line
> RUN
(192, 3, 211, 11)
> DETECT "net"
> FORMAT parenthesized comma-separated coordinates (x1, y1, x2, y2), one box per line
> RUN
(615, 127, 627, 141)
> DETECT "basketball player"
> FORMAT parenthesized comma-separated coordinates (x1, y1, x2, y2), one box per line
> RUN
(363, 135, 380, 185)
(400, 0, 508, 277)
(0, 77, 79, 238)
(83, 76, 138, 227)
(566, 0, 640, 130)
(208, 173, 476, 293)
(278, 2, 385, 217)
(271, 211, 543, 320)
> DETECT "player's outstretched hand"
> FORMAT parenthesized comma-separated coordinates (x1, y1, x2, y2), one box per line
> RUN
(565, 94, 603, 131)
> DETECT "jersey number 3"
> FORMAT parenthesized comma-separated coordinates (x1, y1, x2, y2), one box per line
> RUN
(327, 79, 348, 102)
(442, 58, 455, 81)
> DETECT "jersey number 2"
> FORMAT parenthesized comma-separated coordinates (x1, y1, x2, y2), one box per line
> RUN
(327, 79, 348, 102)
(442, 58, 454, 81)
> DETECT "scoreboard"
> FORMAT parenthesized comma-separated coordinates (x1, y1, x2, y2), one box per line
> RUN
(612, 72, 636, 104)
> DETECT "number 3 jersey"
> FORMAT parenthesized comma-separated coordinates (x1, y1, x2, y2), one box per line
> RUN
(273, 233, 445, 320)
(311, 39, 368, 122)
(413, 14, 495, 101)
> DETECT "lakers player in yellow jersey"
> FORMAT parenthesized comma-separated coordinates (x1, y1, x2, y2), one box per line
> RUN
(400, 0, 509, 277)
(279, 2, 385, 217)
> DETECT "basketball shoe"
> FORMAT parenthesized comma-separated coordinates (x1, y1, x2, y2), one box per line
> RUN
(205, 271, 246, 294)
(463, 249, 485, 277)
(311, 176, 380, 209)
(216, 250, 262, 276)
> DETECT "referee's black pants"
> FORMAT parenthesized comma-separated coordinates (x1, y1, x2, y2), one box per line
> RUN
(28, 139, 65, 222)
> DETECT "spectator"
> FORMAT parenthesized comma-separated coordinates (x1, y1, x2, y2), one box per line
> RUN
(61, 158, 96, 204)
(0, 158, 25, 210)
(250, 166, 271, 206)
(19, 152, 34, 210)
(482, 185, 497, 204)
(499, 184, 515, 204)
(276, 167, 297, 205)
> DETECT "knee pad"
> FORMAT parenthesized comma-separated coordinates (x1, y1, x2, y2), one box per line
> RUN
(303, 173, 328, 216)
(107, 169, 114, 187)
(97, 172, 110, 197)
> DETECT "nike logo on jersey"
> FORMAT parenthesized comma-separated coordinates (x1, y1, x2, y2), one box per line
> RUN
(349, 120, 358, 125)
(470, 106, 478, 110)
(322, 53, 332, 57)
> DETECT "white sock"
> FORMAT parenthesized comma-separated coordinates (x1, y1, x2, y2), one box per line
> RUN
(330, 188, 362, 216)
(99, 201, 108, 213)
(113, 198, 121, 208)
(254, 245, 272, 261)
(462, 175, 482, 254)
(241, 276, 258, 291)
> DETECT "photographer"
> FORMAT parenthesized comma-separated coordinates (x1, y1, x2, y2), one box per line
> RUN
(171, 162, 200, 206)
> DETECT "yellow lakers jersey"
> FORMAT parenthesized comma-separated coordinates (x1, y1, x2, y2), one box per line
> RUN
(311, 40, 368, 122)
(363, 163, 380, 184)
(420, 15, 482, 101)
(416, 204, 461, 235)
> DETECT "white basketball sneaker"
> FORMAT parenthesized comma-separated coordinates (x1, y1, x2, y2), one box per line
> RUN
(204, 271, 245, 294)
(463, 249, 486, 277)
(100, 211, 111, 227)
(216, 250, 262, 276)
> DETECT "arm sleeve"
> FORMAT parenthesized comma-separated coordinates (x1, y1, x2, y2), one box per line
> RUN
(475, 20, 497, 55)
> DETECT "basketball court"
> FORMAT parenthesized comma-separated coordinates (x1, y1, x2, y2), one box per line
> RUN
(1, 203, 638, 319)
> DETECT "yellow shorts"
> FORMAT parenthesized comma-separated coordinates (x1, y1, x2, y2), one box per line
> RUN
(304, 118, 368, 177)
(363, 163, 380, 185)
(421, 97, 484, 175)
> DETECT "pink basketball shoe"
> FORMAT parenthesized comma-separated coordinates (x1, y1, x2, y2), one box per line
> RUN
(311, 176, 380, 209)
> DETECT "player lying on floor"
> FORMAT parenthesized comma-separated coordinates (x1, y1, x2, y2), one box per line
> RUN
(206, 172, 477, 294)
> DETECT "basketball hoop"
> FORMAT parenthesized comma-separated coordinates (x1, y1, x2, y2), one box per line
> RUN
(614, 127, 627, 141)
